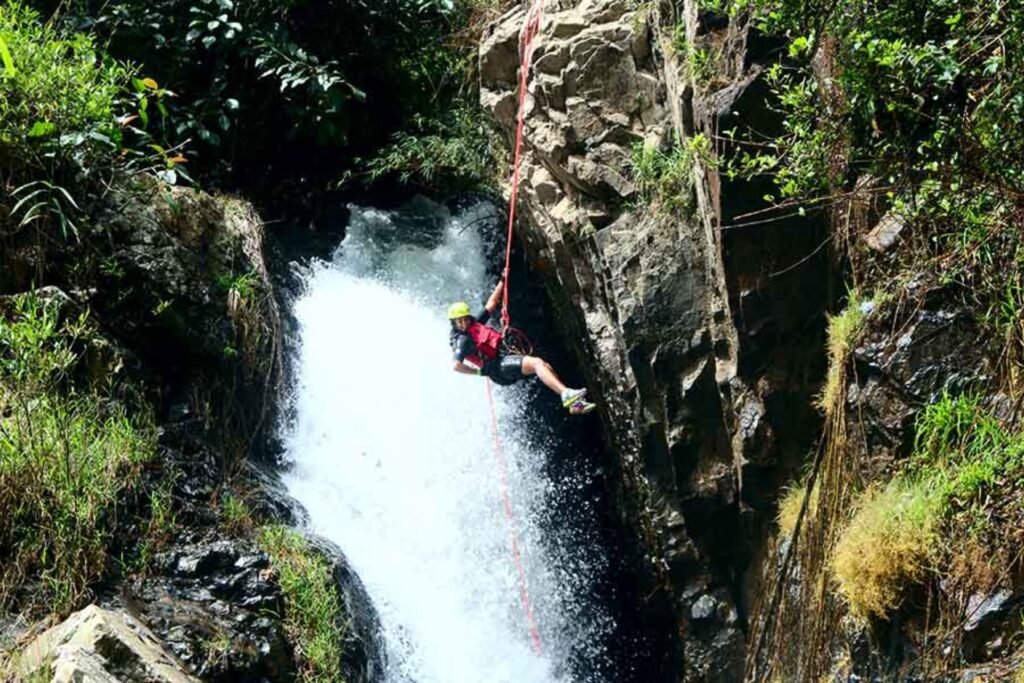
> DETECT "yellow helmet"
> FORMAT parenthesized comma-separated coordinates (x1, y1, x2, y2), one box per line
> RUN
(447, 301, 472, 320)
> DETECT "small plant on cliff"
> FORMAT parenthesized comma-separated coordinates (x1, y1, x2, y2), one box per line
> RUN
(820, 292, 866, 416)
(220, 490, 253, 535)
(631, 137, 698, 215)
(260, 525, 347, 683)
(776, 479, 819, 539)
(831, 477, 943, 618)
(0, 295, 156, 612)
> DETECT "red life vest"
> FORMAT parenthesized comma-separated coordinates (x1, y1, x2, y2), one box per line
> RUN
(465, 321, 503, 367)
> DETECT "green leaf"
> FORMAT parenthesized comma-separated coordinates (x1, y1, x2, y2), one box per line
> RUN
(0, 34, 15, 76)
(27, 121, 56, 138)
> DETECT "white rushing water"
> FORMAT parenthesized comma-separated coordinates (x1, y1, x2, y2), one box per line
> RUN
(282, 199, 615, 683)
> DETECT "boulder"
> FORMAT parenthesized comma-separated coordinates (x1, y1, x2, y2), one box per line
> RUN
(12, 605, 198, 683)
(91, 176, 283, 458)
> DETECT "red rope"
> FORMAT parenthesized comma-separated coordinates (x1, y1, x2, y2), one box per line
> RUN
(485, 379, 543, 655)
(488, 0, 546, 657)
(500, 0, 545, 329)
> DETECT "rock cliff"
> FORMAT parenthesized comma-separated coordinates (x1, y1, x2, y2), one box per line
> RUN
(481, 2, 830, 678)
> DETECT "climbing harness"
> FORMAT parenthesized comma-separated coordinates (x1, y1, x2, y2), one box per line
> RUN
(501, 326, 535, 357)
(485, 0, 546, 657)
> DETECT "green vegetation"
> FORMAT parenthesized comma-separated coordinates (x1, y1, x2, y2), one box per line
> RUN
(260, 525, 347, 683)
(832, 394, 1024, 619)
(0, 3, 128, 171)
(358, 1, 508, 192)
(820, 292, 865, 416)
(364, 105, 503, 192)
(0, 296, 156, 612)
(220, 490, 253, 534)
(146, 478, 177, 548)
(0, 0, 181, 269)
(217, 270, 260, 300)
(631, 135, 710, 214)
(51, 0, 502, 193)
(725, 0, 1024, 354)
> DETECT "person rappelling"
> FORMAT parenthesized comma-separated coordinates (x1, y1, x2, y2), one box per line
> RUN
(447, 281, 596, 415)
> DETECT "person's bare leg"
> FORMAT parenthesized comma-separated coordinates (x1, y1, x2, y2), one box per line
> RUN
(521, 356, 568, 395)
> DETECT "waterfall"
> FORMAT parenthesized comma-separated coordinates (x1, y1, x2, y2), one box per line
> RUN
(282, 199, 617, 683)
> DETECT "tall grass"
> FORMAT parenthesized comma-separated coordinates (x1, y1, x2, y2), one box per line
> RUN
(0, 295, 155, 611)
(259, 525, 347, 683)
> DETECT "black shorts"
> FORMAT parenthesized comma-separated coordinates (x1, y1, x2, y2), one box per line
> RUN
(484, 355, 525, 386)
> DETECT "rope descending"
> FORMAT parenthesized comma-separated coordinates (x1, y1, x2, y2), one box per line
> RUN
(486, 0, 546, 657)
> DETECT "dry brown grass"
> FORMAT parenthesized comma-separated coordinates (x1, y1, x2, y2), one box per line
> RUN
(831, 478, 943, 619)
(777, 481, 819, 538)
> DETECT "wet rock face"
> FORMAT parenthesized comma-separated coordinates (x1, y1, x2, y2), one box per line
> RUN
(479, 0, 790, 679)
(127, 418, 381, 683)
(0, 178, 381, 682)
(131, 537, 294, 682)
(850, 293, 994, 473)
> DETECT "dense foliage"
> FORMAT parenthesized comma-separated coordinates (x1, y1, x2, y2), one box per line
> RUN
(727, 0, 1024, 346)
(0, 296, 155, 612)
(738, 1, 1024, 677)
(45, 0, 502, 195)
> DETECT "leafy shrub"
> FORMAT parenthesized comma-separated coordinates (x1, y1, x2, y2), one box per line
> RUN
(726, 0, 1024, 350)
(364, 105, 502, 192)
(0, 2, 178, 253)
(0, 295, 155, 612)
(0, 1, 127, 170)
(60, 0, 487, 191)
(358, 0, 511, 192)
(260, 525, 347, 683)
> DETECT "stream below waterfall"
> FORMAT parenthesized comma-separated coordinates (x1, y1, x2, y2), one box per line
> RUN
(281, 198, 657, 683)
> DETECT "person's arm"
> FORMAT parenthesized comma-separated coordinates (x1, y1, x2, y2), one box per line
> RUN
(452, 334, 482, 376)
(484, 281, 504, 315)
(452, 360, 482, 376)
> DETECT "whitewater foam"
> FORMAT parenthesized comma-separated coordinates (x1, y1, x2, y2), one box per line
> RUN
(282, 200, 614, 683)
